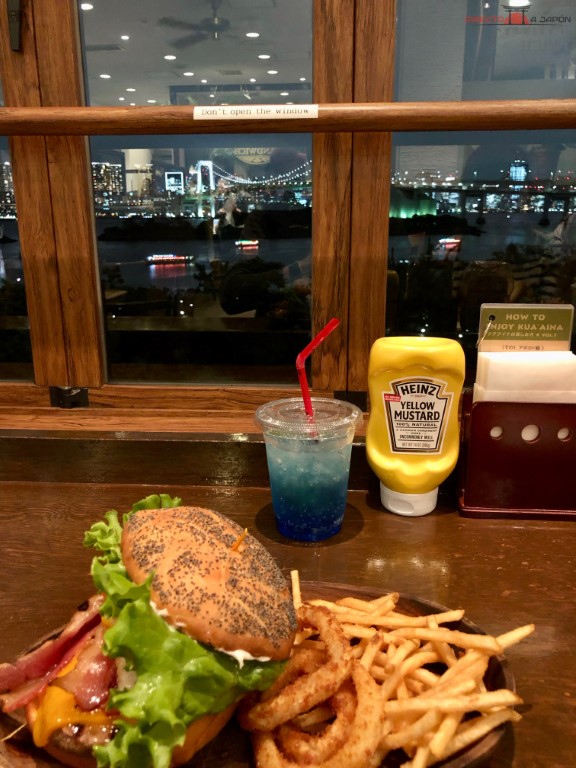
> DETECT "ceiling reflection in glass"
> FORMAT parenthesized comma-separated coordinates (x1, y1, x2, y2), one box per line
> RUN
(77, 1, 314, 386)
(78, 0, 313, 107)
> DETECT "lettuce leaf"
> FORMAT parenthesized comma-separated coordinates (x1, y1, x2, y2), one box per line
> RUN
(83, 494, 181, 618)
(83, 494, 285, 768)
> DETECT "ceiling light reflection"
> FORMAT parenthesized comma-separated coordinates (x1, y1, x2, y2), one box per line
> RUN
(365, 556, 449, 578)
(229, 433, 249, 442)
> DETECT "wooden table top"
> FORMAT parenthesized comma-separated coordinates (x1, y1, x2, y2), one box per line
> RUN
(0, 481, 574, 768)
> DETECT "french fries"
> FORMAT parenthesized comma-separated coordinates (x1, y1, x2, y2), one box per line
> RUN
(242, 570, 534, 768)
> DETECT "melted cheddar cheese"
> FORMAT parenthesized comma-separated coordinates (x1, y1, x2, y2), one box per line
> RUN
(31, 685, 112, 747)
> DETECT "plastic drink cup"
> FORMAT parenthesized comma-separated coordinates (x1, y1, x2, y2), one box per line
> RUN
(255, 397, 363, 542)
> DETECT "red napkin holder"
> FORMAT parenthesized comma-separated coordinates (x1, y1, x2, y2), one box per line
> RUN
(458, 395, 576, 519)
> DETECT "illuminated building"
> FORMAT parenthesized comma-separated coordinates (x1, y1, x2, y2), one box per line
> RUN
(91, 162, 124, 196)
(0, 161, 15, 215)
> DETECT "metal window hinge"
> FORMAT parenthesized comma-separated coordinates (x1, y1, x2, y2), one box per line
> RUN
(49, 387, 90, 409)
(7, 0, 21, 52)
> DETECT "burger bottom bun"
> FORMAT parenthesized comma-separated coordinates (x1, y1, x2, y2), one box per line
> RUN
(172, 702, 238, 765)
(43, 743, 96, 768)
(38, 703, 238, 768)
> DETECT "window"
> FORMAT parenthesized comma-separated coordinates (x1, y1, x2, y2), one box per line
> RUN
(0, 0, 574, 414)
(0, 79, 30, 381)
(0, 137, 28, 380)
(391, 0, 576, 376)
(78, 1, 314, 385)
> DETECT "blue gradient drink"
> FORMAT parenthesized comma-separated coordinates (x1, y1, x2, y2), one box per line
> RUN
(255, 398, 363, 542)
(265, 436, 353, 541)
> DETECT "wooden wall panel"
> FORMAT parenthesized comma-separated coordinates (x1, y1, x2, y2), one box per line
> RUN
(0, 382, 333, 414)
(348, 0, 396, 393)
(0, 0, 104, 387)
(0, 0, 39, 102)
(0, 1, 104, 387)
(0, 100, 574, 135)
(35, 0, 105, 386)
(0, 382, 51, 407)
(311, 0, 354, 392)
(9, 135, 70, 384)
(348, 132, 391, 392)
(0, 0, 68, 384)
(33, 0, 83, 105)
(46, 134, 106, 386)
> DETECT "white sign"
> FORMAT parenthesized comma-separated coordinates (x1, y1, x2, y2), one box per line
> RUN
(194, 104, 319, 120)
(165, 171, 184, 194)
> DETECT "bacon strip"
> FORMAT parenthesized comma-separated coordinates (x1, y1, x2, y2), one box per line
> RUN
(57, 624, 116, 711)
(0, 594, 105, 711)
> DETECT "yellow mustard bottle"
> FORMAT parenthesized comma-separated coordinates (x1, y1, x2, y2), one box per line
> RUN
(366, 337, 465, 516)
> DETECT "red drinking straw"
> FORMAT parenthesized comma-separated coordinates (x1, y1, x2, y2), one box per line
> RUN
(296, 317, 340, 417)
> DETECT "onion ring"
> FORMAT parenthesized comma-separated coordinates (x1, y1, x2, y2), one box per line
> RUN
(241, 605, 353, 732)
(250, 663, 386, 768)
(260, 646, 326, 703)
(276, 680, 357, 763)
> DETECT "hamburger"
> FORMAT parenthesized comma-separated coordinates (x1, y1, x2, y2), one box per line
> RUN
(0, 494, 297, 768)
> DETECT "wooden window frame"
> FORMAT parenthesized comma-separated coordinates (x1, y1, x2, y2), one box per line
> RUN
(0, 0, 575, 421)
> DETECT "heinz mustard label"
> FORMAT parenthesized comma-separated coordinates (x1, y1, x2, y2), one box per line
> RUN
(383, 377, 453, 453)
(366, 337, 465, 502)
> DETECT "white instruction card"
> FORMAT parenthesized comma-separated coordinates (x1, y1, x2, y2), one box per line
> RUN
(194, 104, 319, 120)
(478, 303, 574, 352)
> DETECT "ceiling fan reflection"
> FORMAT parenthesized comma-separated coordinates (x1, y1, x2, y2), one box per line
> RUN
(158, 0, 231, 47)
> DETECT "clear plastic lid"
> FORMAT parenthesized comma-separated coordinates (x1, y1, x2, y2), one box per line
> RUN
(255, 397, 363, 438)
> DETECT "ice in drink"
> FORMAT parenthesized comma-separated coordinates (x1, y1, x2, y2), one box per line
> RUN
(256, 398, 362, 542)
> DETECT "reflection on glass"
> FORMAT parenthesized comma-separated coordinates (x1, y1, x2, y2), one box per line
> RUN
(396, 0, 576, 102)
(91, 135, 312, 383)
(0, 104, 31, 379)
(78, 0, 313, 384)
(392, 2, 576, 375)
(389, 130, 576, 353)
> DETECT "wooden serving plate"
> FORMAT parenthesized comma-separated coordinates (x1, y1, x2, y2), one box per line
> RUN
(0, 582, 514, 768)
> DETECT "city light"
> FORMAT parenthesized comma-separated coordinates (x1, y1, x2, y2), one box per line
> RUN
(2, 152, 572, 223)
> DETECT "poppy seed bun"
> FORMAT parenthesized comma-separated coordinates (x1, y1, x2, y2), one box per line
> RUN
(122, 506, 297, 660)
